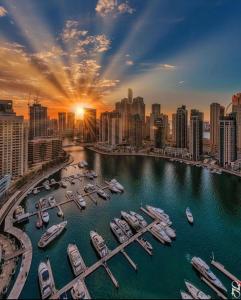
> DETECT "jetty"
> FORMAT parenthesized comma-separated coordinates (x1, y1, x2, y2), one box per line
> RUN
(211, 257, 240, 283)
(201, 277, 227, 300)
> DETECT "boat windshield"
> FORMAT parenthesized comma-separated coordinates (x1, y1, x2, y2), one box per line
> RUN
(42, 270, 49, 281)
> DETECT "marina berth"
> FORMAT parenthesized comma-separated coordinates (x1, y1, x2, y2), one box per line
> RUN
(38, 221, 67, 248)
(90, 231, 109, 258)
(114, 218, 133, 238)
(67, 244, 86, 276)
(38, 262, 53, 299)
(110, 222, 128, 244)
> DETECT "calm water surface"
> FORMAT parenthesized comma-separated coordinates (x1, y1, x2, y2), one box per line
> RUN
(20, 146, 241, 299)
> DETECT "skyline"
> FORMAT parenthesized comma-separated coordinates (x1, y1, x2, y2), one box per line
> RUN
(1, 0, 241, 119)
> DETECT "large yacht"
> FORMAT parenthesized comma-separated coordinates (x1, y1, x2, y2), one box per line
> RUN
(146, 205, 172, 226)
(110, 222, 128, 244)
(67, 244, 86, 276)
(114, 218, 133, 238)
(71, 280, 88, 299)
(97, 189, 109, 200)
(130, 211, 148, 228)
(110, 179, 124, 192)
(151, 224, 172, 244)
(185, 281, 211, 299)
(121, 211, 141, 231)
(38, 262, 53, 299)
(156, 222, 176, 239)
(191, 257, 227, 293)
(38, 221, 67, 248)
(90, 231, 109, 258)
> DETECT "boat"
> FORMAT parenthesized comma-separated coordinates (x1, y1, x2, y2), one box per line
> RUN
(139, 238, 153, 251)
(84, 184, 95, 193)
(44, 183, 51, 191)
(191, 257, 227, 293)
(108, 183, 120, 193)
(151, 224, 172, 244)
(156, 222, 176, 239)
(48, 196, 56, 207)
(39, 198, 48, 208)
(90, 231, 109, 258)
(83, 160, 88, 167)
(85, 172, 94, 180)
(110, 179, 124, 192)
(67, 244, 86, 276)
(97, 189, 109, 200)
(71, 280, 87, 299)
(130, 211, 148, 228)
(185, 281, 211, 299)
(77, 195, 86, 208)
(186, 207, 194, 224)
(71, 179, 75, 185)
(33, 188, 39, 195)
(61, 181, 68, 188)
(38, 221, 67, 248)
(57, 207, 64, 218)
(114, 218, 133, 238)
(38, 262, 53, 299)
(90, 170, 97, 178)
(78, 162, 85, 168)
(66, 191, 74, 200)
(121, 211, 141, 231)
(14, 206, 25, 219)
(180, 290, 193, 300)
(110, 222, 128, 243)
(42, 212, 50, 224)
(50, 179, 57, 185)
(146, 205, 172, 226)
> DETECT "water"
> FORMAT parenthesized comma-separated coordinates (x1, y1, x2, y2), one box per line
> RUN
(20, 146, 241, 299)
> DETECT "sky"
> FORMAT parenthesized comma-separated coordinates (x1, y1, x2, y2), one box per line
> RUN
(0, 0, 241, 120)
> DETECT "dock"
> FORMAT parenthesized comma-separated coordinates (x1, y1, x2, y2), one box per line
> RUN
(121, 250, 138, 271)
(211, 258, 240, 283)
(201, 277, 227, 300)
(148, 228, 165, 244)
(103, 263, 119, 288)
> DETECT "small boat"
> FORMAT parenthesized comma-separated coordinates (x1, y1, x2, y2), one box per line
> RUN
(71, 280, 87, 299)
(33, 188, 39, 195)
(90, 231, 109, 258)
(61, 181, 68, 188)
(139, 238, 153, 251)
(57, 207, 64, 218)
(85, 172, 94, 180)
(77, 195, 86, 208)
(114, 218, 133, 238)
(110, 179, 124, 192)
(50, 179, 57, 185)
(42, 212, 50, 224)
(48, 196, 56, 207)
(84, 184, 95, 193)
(78, 162, 85, 168)
(97, 189, 109, 200)
(38, 221, 67, 248)
(44, 183, 51, 191)
(151, 224, 172, 244)
(90, 170, 97, 178)
(110, 222, 128, 243)
(67, 244, 86, 276)
(38, 262, 53, 299)
(39, 198, 48, 209)
(186, 207, 194, 224)
(185, 281, 211, 299)
(180, 290, 193, 300)
(108, 183, 120, 193)
(130, 211, 148, 228)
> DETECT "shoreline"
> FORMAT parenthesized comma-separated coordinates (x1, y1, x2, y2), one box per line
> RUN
(87, 147, 241, 179)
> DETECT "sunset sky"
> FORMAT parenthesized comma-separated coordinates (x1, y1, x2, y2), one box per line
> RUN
(0, 0, 241, 120)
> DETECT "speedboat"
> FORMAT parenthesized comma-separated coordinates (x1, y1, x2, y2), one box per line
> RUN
(50, 179, 57, 185)
(84, 184, 95, 193)
(110, 222, 128, 244)
(121, 211, 141, 231)
(38, 221, 67, 248)
(77, 195, 86, 208)
(114, 218, 133, 238)
(139, 238, 153, 251)
(42, 211, 50, 224)
(186, 207, 194, 224)
(71, 280, 87, 299)
(48, 196, 56, 207)
(180, 290, 193, 300)
(38, 262, 52, 299)
(151, 224, 172, 244)
(110, 179, 124, 192)
(97, 189, 109, 200)
(90, 231, 109, 258)
(191, 257, 227, 293)
(108, 183, 120, 193)
(185, 281, 211, 299)
(67, 244, 86, 276)
(146, 205, 172, 226)
(130, 211, 148, 228)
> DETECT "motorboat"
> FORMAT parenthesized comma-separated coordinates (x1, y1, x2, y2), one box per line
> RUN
(66, 191, 74, 200)
(42, 211, 50, 224)
(156, 222, 176, 239)
(77, 195, 86, 208)
(48, 196, 56, 207)
(90, 231, 109, 258)
(151, 224, 172, 244)
(180, 290, 193, 300)
(33, 188, 39, 195)
(139, 237, 153, 251)
(61, 181, 68, 188)
(130, 211, 148, 228)
(67, 244, 86, 276)
(146, 205, 172, 226)
(186, 207, 194, 224)
(97, 189, 109, 200)
(108, 183, 120, 193)
(71, 280, 87, 299)
(121, 211, 141, 231)
(38, 221, 67, 248)
(38, 262, 52, 299)
(114, 218, 133, 238)
(84, 184, 95, 193)
(110, 222, 128, 244)
(110, 179, 124, 192)
(185, 281, 211, 299)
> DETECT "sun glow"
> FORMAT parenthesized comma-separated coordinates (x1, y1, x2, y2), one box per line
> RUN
(75, 106, 85, 119)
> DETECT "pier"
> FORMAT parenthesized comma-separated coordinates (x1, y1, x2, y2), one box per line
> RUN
(211, 258, 240, 283)
(201, 277, 227, 300)
(121, 250, 138, 271)
(46, 259, 57, 295)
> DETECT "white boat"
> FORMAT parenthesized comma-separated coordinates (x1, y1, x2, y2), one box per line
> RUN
(67, 244, 86, 276)
(130, 211, 148, 228)
(90, 170, 97, 178)
(85, 172, 94, 180)
(50, 179, 57, 185)
(61, 181, 68, 188)
(110, 179, 124, 192)
(185, 281, 211, 299)
(121, 211, 141, 231)
(90, 231, 109, 258)
(84, 184, 95, 193)
(186, 207, 194, 224)
(66, 191, 74, 200)
(33, 188, 39, 195)
(48, 196, 56, 207)
(151, 224, 172, 244)
(156, 222, 176, 239)
(114, 218, 133, 238)
(108, 183, 120, 193)
(191, 257, 227, 293)
(38, 262, 53, 299)
(180, 290, 193, 300)
(78, 162, 85, 168)
(77, 195, 86, 208)
(139, 237, 153, 251)
(42, 211, 50, 224)
(97, 189, 109, 200)
(110, 222, 128, 244)
(83, 161, 88, 167)
(71, 280, 88, 299)
(146, 205, 172, 226)
(38, 221, 67, 248)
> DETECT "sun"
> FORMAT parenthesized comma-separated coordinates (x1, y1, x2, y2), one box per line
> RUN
(75, 106, 85, 119)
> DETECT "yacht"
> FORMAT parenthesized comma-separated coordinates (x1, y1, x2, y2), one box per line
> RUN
(156, 222, 176, 239)
(61, 181, 68, 188)
(50, 179, 57, 185)
(110, 222, 128, 244)
(191, 257, 227, 293)
(38, 221, 67, 248)
(97, 189, 109, 200)
(110, 179, 124, 192)
(67, 244, 86, 276)
(71, 280, 87, 299)
(108, 183, 120, 193)
(84, 184, 95, 193)
(66, 191, 74, 200)
(114, 218, 133, 238)
(139, 237, 153, 251)
(121, 211, 141, 231)
(90, 231, 109, 258)
(151, 224, 172, 244)
(38, 262, 53, 299)
(48, 196, 56, 207)
(186, 207, 194, 224)
(185, 281, 211, 299)
(90, 170, 97, 178)
(42, 212, 50, 224)
(33, 188, 39, 195)
(77, 195, 86, 208)
(130, 211, 148, 228)
(180, 290, 193, 300)
(146, 205, 172, 226)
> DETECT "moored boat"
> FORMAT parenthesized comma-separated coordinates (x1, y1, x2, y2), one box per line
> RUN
(110, 222, 128, 243)
(180, 290, 193, 300)
(185, 280, 211, 299)
(130, 211, 148, 228)
(97, 189, 109, 200)
(114, 218, 133, 238)
(48, 196, 56, 207)
(77, 195, 86, 208)
(90, 231, 109, 258)
(110, 179, 124, 192)
(38, 221, 67, 248)
(121, 211, 141, 231)
(38, 262, 53, 299)
(67, 244, 86, 276)
(151, 224, 172, 244)
(71, 280, 88, 299)
(42, 211, 50, 224)
(146, 205, 172, 226)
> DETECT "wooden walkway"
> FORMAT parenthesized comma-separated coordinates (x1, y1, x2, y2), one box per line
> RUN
(211, 258, 240, 283)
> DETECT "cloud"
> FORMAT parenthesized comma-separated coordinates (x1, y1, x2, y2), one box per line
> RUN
(159, 64, 176, 70)
(0, 6, 7, 17)
(61, 20, 88, 41)
(95, 0, 135, 17)
(126, 60, 134, 66)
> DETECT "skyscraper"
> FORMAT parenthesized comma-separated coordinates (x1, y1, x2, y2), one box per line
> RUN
(232, 93, 241, 158)
(67, 112, 75, 134)
(154, 117, 166, 148)
(58, 112, 67, 134)
(29, 101, 48, 139)
(108, 112, 123, 146)
(189, 109, 204, 161)
(100, 112, 109, 143)
(83, 108, 97, 142)
(118, 98, 132, 141)
(219, 114, 237, 167)
(176, 105, 188, 149)
(0, 100, 28, 178)
(129, 114, 143, 148)
(152, 104, 161, 117)
(128, 88, 133, 103)
(210, 103, 225, 155)
(172, 113, 177, 146)
(132, 97, 145, 123)
(150, 104, 161, 142)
